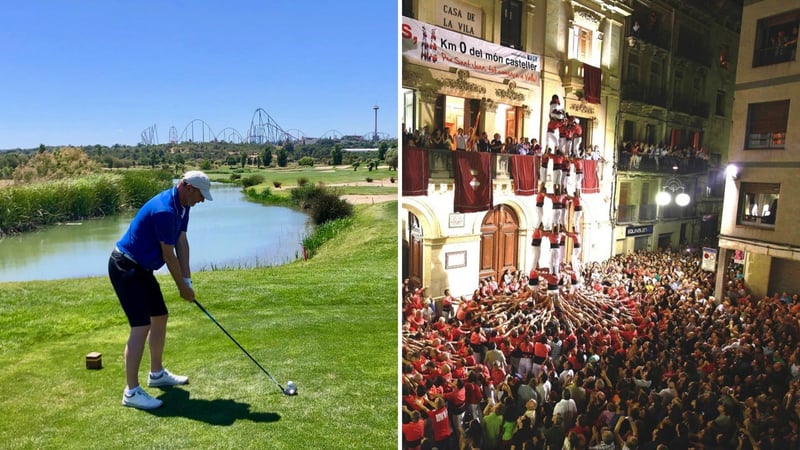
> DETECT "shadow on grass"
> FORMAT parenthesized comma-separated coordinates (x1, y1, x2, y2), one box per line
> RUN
(146, 387, 281, 426)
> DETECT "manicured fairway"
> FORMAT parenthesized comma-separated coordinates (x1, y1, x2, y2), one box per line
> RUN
(0, 202, 398, 449)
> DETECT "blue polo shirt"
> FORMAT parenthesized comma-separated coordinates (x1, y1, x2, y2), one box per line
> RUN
(116, 186, 189, 271)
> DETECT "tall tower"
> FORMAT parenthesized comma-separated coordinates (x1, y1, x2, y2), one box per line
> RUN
(373, 105, 379, 141)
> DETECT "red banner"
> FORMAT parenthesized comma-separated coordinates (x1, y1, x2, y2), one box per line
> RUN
(401, 147, 430, 196)
(582, 159, 600, 194)
(510, 155, 537, 196)
(453, 152, 493, 213)
(583, 63, 601, 104)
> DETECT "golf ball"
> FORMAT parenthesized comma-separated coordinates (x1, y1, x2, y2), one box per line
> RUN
(287, 381, 295, 387)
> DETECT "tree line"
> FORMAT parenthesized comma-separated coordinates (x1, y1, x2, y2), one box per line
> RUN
(0, 138, 398, 180)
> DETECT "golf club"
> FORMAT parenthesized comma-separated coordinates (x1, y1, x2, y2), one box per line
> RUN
(194, 299, 297, 396)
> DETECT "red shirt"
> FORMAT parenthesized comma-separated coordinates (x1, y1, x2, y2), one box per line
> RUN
(534, 341, 551, 359)
(403, 419, 425, 448)
(431, 406, 452, 440)
(443, 386, 466, 407)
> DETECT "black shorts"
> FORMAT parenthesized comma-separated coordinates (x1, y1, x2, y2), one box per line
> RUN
(108, 250, 167, 327)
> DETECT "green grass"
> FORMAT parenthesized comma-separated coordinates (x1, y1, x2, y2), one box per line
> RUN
(207, 164, 396, 189)
(0, 201, 398, 450)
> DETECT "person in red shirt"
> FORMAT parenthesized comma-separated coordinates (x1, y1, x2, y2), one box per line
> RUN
(464, 371, 484, 423)
(570, 232, 582, 275)
(571, 117, 583, 158)
(572, 156, 585, 196)
(442, 378, 467, 440)
(470, 326, 488, 364)
(518, 336, 535, 379)
(548, 231, 563, 275)
(546, 95, 562, 152)
(402, 410, 425, 450)
(540, 147, 552, 190)
(532, 334, 551, 380)
(571, 193, 583, 232)
(550, 191, 567, 233)
(552, 148, 566, 193)
(429, 397, 453, 449)
(531, 227, 543, 269)
(441, 288, 455, 321)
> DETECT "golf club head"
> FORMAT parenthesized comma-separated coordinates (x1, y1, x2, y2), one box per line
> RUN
(283, 386, 298, 396)
(284, 381, 297, 396)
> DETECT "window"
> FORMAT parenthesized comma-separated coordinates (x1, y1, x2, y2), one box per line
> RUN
(716, 90, 725, 116)
(402, 0, 414, 18)
(500, 0, 523, 49)
(753, 10, 799, 67)
(570, 25, 592, 61)
(745, 100, 789, 149)
(627, 53, 640, 84)
(738, 183, 779, 228)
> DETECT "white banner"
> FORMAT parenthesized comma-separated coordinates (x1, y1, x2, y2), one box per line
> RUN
(733, 249, 745, 264)
(701, 247, 717, 272)
(401, 17, 540, 85)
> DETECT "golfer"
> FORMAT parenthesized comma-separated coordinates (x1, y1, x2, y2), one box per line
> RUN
(108, 170, 212, 410)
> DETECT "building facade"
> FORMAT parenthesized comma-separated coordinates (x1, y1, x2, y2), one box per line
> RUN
(401, 0, 633, 297)
(717, 0, 800, 299)
(612, 0, 741, 255)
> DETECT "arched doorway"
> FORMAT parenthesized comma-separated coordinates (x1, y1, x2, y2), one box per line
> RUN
(479, 204, 520, 281)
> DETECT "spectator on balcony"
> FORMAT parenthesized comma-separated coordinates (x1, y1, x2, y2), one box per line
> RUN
(430, 127, 446, 149)
(456, 128, 469, 151)
(505, 136, 517, 154)
(490, 133, 504, 153)
(629, 142, 641, 170)
(517, 137, 531, 155)
(477, 132, 490, 152)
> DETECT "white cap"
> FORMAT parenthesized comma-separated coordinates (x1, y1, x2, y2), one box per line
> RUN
(182, 170, 213, 201)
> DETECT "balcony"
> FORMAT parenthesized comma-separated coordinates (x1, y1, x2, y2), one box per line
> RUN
(617, 205, 636, 224)
(672, 97, 710, 118)
(617, 150, 709, 174)
(621, 82, 668, 108)
(639, 204, 657, 221)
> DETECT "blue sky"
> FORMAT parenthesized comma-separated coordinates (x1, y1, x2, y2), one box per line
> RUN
(0, 1, 398, 149)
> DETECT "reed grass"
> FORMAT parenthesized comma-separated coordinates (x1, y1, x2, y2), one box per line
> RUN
(0, 170, 171, 235)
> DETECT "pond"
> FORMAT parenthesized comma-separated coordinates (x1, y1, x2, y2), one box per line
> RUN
(0, 184, 312, 282)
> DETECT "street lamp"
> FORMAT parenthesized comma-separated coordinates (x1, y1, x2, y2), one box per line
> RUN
(656, 166, 690, 206)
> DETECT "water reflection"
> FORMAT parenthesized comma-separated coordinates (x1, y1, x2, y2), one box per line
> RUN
(0, 184, 311, 282)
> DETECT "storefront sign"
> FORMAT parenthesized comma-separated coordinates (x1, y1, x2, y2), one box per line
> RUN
(702, 247, 717, 272)
(625, 225, 653, 237)
(401, 17, 540, 85)
(435, 0, 483, 38)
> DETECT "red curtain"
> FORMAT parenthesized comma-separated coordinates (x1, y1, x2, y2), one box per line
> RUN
(510, 155, 537, 196)
(583, 64, 601, 104)
(453, 152, 493, 213)
(582, 159, 600, 194)
(401, 147, 429, 196)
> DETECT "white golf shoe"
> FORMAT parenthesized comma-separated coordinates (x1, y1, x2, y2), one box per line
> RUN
(147, 368, 189, 387)
(122, 386, 163, 410)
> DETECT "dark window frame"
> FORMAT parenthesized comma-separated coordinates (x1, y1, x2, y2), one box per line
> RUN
(745, 100, 789, 150)
(500, 0, 523, 50)
(753, 10, 799, 67)
(737, 182, 779, 229)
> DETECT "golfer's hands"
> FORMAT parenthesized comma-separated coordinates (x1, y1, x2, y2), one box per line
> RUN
(179, 283, 195, 302)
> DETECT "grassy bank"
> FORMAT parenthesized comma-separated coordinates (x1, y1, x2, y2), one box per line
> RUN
(0, 201, 398, 449)
(0, 171, 171, 235)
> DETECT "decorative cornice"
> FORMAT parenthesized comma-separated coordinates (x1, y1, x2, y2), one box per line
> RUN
(437, 69, 487, 96)
(495, 81, 525, 103)
(574, 4, 603, 24)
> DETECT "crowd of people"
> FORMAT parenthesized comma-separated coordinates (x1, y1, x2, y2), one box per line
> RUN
(402, 249, 800, 450)
(619, 141, 710, 173)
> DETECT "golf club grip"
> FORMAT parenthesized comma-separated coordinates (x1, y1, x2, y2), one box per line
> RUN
(193, 300, 284, 389)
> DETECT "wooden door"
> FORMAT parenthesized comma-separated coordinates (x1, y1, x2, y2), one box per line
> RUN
(479, 205, 520, 280)
(407, 212, 423, 290)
